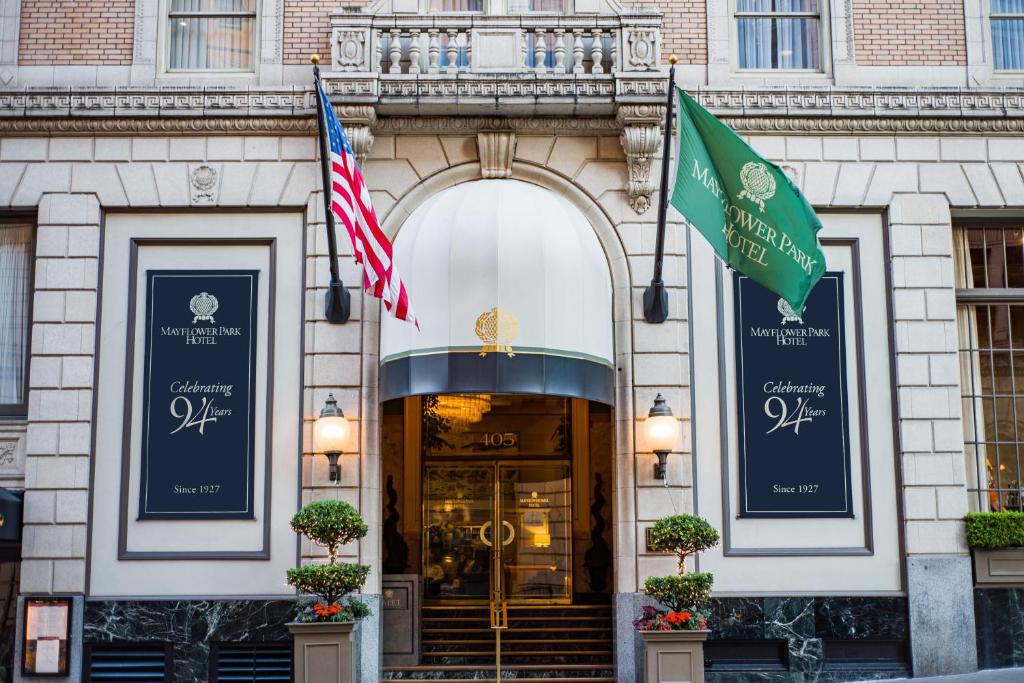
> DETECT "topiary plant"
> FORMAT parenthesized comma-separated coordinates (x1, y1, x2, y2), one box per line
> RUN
(636, 514, 720, 632)
(647, 514, 720, 574)
(287, 499, 371, 623)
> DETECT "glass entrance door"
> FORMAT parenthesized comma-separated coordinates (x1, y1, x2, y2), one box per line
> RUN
(423, 462, 572, 604)
(499, 463, 572, 603)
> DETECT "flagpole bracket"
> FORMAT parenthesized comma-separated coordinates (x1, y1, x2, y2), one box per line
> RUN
(325, 279, 351, 324)
(643, 279, 669, 324)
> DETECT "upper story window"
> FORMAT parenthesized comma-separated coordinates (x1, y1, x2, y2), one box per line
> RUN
(426, 0, 483, 11)
(735, 0, 822, 70)
(167, 0, 257, 71)
(992, 0, 1024, 70)
(0, 222, 33, 417)
(508, 0, 563, 11)
(955, 225, 1024, 512)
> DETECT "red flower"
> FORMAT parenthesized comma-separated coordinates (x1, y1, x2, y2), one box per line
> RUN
(665, 611, 691, 625)
(313, 603, 342, 618)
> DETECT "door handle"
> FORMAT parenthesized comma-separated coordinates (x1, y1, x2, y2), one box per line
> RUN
(480, 520, 515, 547)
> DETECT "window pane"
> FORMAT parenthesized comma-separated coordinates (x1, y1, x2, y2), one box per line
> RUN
(993, 18, 1024, 70)
(737, 18, 820, 69)
(169, 0, 254, 12)
(959, 299, 1024, 512)
(0, 225, 32, 407)
(508, 0, 562, 11)
(169, 16, 254, 70)
(737, 0, 818, 12)
(427, 0, 482, 10)
(993, 0, 1024, 13)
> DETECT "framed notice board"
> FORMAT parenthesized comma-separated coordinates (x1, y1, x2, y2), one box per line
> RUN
(138, 270, 259, 520)
(733, 272, 854, 518)
(22, 597, 72, 676)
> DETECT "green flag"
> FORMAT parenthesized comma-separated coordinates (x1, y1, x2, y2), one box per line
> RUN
(670, 88, 825, 316)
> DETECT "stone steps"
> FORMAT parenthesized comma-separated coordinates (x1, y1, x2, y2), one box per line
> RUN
(382, 603, 615, 682)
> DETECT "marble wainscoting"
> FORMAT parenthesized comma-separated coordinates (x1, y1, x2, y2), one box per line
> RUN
(83, 599, 295, 682)
(704, 596, 910, 683)
(975, 587, 1024, 669)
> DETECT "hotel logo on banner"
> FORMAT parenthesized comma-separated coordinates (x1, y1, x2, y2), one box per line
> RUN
(189, 291, 219, 323)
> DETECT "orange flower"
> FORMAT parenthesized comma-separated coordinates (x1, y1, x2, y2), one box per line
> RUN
(665, 611, 688, 625)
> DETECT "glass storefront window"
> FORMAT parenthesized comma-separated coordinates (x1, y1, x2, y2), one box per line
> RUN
(956, 225, 1024, 512)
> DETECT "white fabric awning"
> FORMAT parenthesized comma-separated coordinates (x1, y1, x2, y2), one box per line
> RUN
(380, 179, 614, 404)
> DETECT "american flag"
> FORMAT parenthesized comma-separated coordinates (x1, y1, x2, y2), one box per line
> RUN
(316, 81, 417, 327)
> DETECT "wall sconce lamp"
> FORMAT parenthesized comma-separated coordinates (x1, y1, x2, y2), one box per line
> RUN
(645, 393, 680, 483)
(314, 393, 349, 482)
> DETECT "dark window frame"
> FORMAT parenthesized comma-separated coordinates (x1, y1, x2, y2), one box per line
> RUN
(0, 216, 36, 418)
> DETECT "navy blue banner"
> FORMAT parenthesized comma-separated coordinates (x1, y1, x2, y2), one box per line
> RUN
(734, 273, 854, 518)
(139, 270, 259, 519)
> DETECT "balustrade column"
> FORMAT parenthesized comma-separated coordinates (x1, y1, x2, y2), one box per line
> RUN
(446, 29, 459, 74)
(534, 30, 547, 74)
(408, 29, 422, 74)
(553, 29, 566, 74)
(590, 29, 604, 74)
(389, 29, 402, 73)
(572, 29, 584, 74)
(427, 29, 441, 74)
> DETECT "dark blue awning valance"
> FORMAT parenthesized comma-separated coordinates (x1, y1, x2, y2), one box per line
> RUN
(0, 487, 23, 546)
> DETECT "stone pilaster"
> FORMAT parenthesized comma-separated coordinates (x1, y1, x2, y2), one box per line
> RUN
(888, 193, 978, 676)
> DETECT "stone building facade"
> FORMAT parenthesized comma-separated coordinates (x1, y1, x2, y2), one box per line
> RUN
(0, 0, 1022, 682)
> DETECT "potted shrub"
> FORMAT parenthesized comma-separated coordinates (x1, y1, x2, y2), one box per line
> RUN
(635, 514, 720, 683)
(966, 511, 1024, 584)
(287, 499, 371, 683)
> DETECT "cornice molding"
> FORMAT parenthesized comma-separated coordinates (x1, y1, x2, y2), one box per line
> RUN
(721, 115, 1024, 134)
(3, 85, 1024, 136)
(7, 113, 1024, 137)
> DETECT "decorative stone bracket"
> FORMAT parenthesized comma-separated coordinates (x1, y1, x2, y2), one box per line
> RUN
(616, 104, 665, 214)
(477, 132, 517, 179)
(335, 104, 377, 164)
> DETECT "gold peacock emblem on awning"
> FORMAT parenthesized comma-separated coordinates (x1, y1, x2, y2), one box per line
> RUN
(475, 307, 519, 357)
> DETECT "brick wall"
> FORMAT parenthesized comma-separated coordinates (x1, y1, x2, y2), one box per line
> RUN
(18, 0, 134, 65)
(284, 0, 367, 65)
(853, 0, 966, 65)
(661, 0, 706, 64)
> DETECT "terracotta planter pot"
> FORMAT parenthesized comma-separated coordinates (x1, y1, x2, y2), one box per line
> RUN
(640, 629, 709, 683)
(288, 621, 357, 683)
(972, 547, 1024, 584)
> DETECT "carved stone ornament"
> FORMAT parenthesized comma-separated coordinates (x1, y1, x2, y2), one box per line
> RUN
(0, 441, 14, 468)
(335, 29, 369, 71)
(624, 28, 658, 71)
(189, 164, 220, 204)
(477, 132, 517, 179)
(616, 105, 665, 214)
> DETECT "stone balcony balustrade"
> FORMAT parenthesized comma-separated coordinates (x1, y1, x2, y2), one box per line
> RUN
(324, 7, 666, 116)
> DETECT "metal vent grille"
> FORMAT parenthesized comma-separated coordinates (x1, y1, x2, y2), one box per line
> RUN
(214, 643, 292, 682)
(86, 644, 170, 682)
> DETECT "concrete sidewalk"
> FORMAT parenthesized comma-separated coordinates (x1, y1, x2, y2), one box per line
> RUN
(857, 670, 1024, 682)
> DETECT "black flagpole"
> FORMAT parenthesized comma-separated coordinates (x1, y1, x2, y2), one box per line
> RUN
(643, 54, 678, 324)
(312, 54, 351, 325)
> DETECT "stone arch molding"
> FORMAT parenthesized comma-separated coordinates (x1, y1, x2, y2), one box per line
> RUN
(361, 160, 638, 589)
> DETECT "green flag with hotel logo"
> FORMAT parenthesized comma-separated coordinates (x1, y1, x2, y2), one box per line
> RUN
(670, 89, 826, 316)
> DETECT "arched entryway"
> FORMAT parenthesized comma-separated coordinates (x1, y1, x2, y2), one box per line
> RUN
(376, 178, 623, 679)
